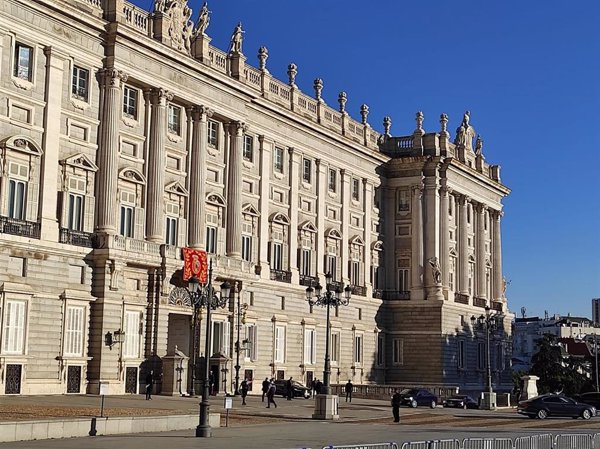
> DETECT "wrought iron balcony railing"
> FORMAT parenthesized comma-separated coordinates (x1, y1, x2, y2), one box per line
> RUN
(270, 269, 291, 283)
(0, 216, 41, 239)
(59, 228, 94, 248)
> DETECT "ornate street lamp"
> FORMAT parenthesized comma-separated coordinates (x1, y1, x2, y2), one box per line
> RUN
(471, 305, 504, 410)
(220, 281, 248, 396)
(185, 279, 205, 397)
(188, 260, 228, 438)
(305, 272, 351, 419)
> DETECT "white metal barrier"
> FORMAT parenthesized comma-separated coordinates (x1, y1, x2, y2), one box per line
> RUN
(322, 443, 398, 449)
(463, 438, 514, 449)
(399, 433, 600, 449)
(554, 434, 593, 449)
(514, 434, 553, 449)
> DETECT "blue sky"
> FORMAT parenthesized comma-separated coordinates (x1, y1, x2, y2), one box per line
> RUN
(131, 0, 600, 318)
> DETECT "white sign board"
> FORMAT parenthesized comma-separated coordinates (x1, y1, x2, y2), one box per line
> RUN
(224, 397, 233, 409)
(99, 382, 109, 396)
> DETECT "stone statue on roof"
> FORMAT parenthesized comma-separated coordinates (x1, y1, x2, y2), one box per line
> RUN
(454, 110, 476, 152)
(193, 2, 210, 37)
(229, 22, 245, 54)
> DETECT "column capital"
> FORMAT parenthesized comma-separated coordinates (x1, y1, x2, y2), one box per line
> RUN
(151, 88, 173, 105)
(192, 105, 213, 121)
(474, 202, 488, 214)
(456, 194, 468, 205)
(258, 134, 274, 146)
(411, 183, 424, 194)
(491, 209, 504, 220)
(99, 68, 128, 87)
(231, 120, 247, 135)
(315, 158, 321, 166)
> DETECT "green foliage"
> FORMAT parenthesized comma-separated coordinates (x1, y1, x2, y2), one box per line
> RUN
(529, 333, 591, 395)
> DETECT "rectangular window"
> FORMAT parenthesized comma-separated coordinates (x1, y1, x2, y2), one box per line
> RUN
(2, 300, 26, 354)
(8, 179, 27, 220)
(206, 226, 217, 254)
(243, 135, 253, 162)
(331, 332, 340, 363)
(68, 193, 84, 231)
(275, 325, 285, 363)
(326, 255, 337, 281)
(273, 147, 284, 173)
(208, 120, 218, 147)
(168, 104, 181, 135)
(212, 321, 230, 356)
(65, 306, 84, 356)
(271, 242, 283, 271)
(478, 342, 485, 370)
(328, 169, 336, 192)
(377, 335, 384, 366)
(458, 340, 465, 369)
(392, 338, 403, 365)
(71, 66, 89, 101)
(352, 178, 360, 201)
(301, 249, 311, 277)
(14, 43, 33, 81)
(119, 205, 134, 238)
(302, 158, 311, 183)
(468, 262, 475, 295)
(354, 335, 363, 364)
(166, 216, 178, 245)
(123, 86, 138, 118)
(350, 261, 360, 286)
(304, 329, 316, 365)
(244, 324, 257, 361)
(398, 189, 410, 212)
(242, 235, 252, 262)
(124, 311, 141, 358)
(449, 258, 456, 291)
(397, 268, 409, 292)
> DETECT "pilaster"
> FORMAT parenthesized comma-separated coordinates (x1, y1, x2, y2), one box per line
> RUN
(492, 210, 503, 301)
(315, 159, 326, 278)
(457, 194, 469, 296)
(146, 88, 172, 242)
(410, 184, 424, 299)
(288, 148, 300, 282)
(423, 176, 441, 299)
(475, 203, 487, 300)
(363, 179, 373, 295)
(40, 47, 67, 241)
(188, 105, 213, 248)
(340, 169, 351, 283)
(226, 121, 246, 257)
(258, 135, 273, 278)
(96, 68, 127, 233)
(439, 185, 450, 296)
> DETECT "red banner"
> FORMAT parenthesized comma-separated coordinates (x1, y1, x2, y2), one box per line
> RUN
(182, 248, 208, 283)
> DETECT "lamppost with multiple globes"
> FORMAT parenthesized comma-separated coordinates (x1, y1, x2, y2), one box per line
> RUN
(186, 289, 205, 397)
(305, 272, 351, 400)
(471, 305, 504, 410)
(187, 260, 228, 438)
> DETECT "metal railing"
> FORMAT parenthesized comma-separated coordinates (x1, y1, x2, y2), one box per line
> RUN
(300, 274, 318, 287)
(59, 228, 94, 248)
(400, 433, 600, 449)
(0, 216, 41, 239)
(270, 269, 291, 283)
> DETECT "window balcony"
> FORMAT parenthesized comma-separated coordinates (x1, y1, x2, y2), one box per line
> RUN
(59, 228, 94, 248)
(299, 274, 318, 287)
(0, 216, 41, 239)
(270, 269, 291, 283)
(351, 285, 367, 297)
(382, 290, 410, 300)
(473, 297, 487, 308)
(454, 293, 469, 304)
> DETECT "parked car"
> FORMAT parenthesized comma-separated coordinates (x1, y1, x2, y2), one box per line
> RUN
(273, 380, 311, 399)
(397, 388, 438, 408)
(573, 392, 600, 409)
(517, 394, 596, 419)
(443, 395, 479, 409)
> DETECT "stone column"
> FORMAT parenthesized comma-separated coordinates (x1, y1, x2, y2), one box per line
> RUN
(146, 88, 172, 242)
(492, 210, 503, 301)
(226, 121, 246, 257)
(96, 68, 127, 233)
(340, 169, 351, 283)
(439, 185, 450, 293)
(258, 136, 273, 277)
(457, 194, 469, 295)
(315, 160, 326, 278)
(40, 47, 67, 241)
(423, 177, 440, 290)
(363, 179, 373, 293)
(188, 105, 212, 248)
(410, 185, 424, 299)
(383, 187, 396, 290)
(288, 148, 300, 281)
(475, 203, 487, 300)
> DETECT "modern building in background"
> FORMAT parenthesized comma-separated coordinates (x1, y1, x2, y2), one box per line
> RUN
(592, 298, 600, 324)
(0, 0, 512, 396)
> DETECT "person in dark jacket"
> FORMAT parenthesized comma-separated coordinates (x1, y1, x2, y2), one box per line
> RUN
(240, 379, 249, 405)
(266, 378, 277, 408)
(145, 370, 153, 400)
(286, 377, 294, 400)
(315, 379, 323, 395)
(391, 388, 401, 422)
(261, 377, 270, 402)
(345, 380, 353, 402)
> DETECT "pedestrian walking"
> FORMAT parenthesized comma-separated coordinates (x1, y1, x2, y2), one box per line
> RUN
(315, 379, 323, 395)
(311, 378, 318, 396)
(240, 379, 249, 405)
(145, 370, 153, 400)
(345, 380, 353, 402)
(266, 378, 277, 408)
(286, 377, 294, 400)
(261, 377, 270, 402)
(391, 388, 401, 422)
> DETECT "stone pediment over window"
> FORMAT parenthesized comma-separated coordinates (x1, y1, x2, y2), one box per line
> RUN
(206, 192, 226, 207)
(372, 240, 383, 251)
(242, 203, 260, 217)
(485, 259, 492, 268)
(270, 212, 290, 226)
(61, 153, 98, 172)
(118, 167, 146, 185)
(349, 235, 365, 246)
(0, 135, 43, 156)
(299, 220, 317, 233)
(468, 254, 476, 263)
(165, 180, 188, 196)
(449, 248, 458, 258)
(325, 228, 342, 240)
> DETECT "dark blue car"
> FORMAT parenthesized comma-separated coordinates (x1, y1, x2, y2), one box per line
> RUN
(397, 388, 438, 408)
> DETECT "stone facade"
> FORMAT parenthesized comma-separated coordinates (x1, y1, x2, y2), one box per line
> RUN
(0, 0, 512, 397)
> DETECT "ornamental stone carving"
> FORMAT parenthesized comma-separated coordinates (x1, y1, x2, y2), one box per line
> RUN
(454, 110, 476, 152)
(229, 22, 244, 54)
(314, 78, 323, 101)
(258, 47, 269, 72)
(193, 1, 210, 37)
(154, 0, 195, 54)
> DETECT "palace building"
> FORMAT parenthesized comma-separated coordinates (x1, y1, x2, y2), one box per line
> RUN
(0, 0, 512, 397)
